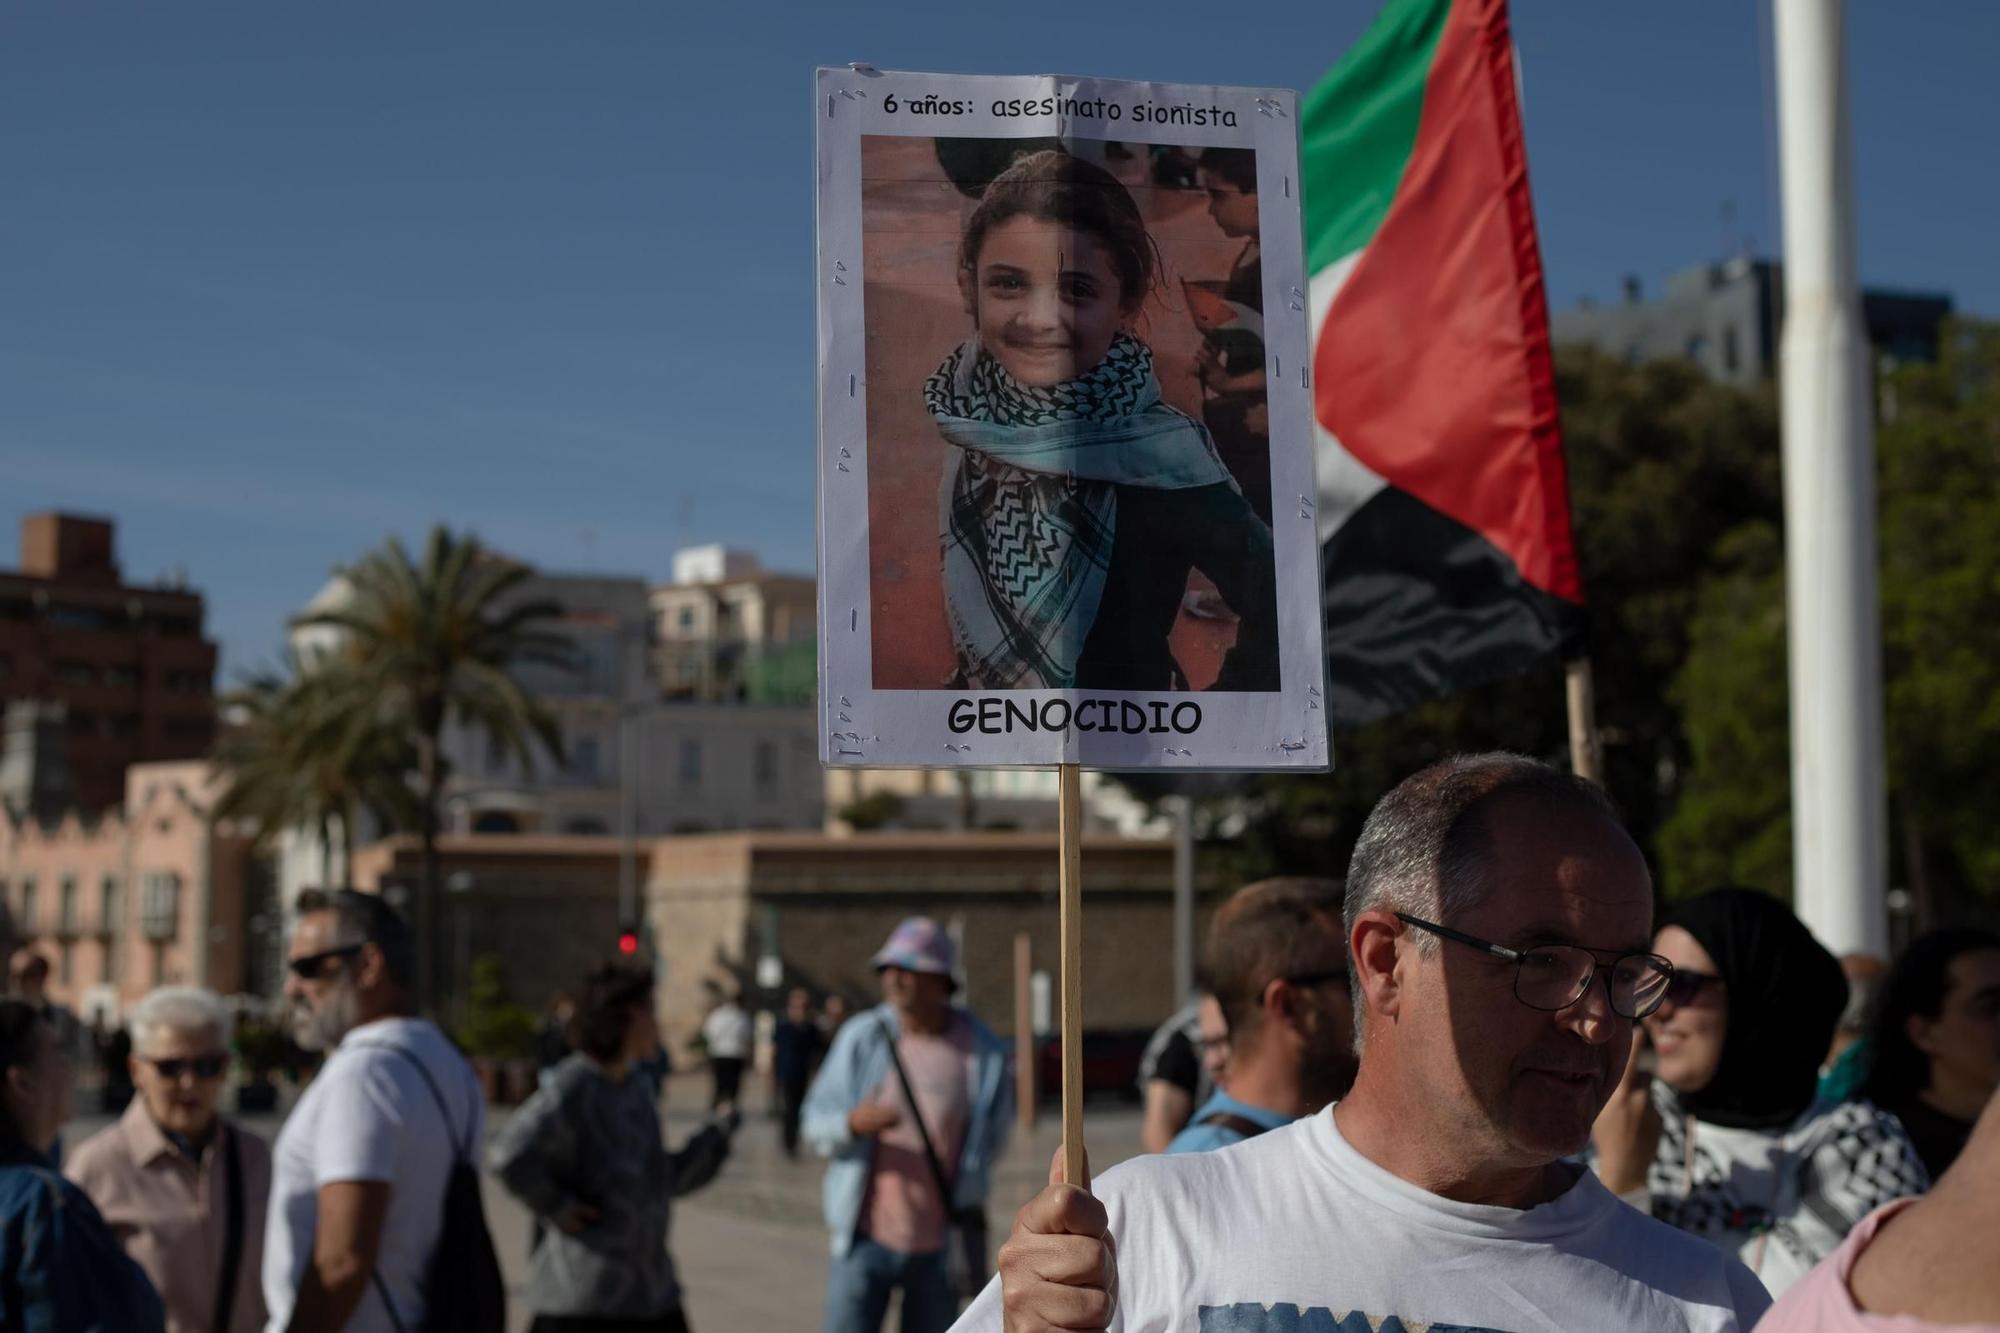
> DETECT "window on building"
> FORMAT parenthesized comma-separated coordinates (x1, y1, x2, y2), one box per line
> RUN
(100, 876, 121, 936)
(486, 733, 508, 774)
(140, 873, 181, 942)
(19, 878, 36, 935)
(678, 607, 696, 631)
(754, 740, 778, 796)
(58, 878, 78, 937)
(562, 816, 609, 835)
(678, 739, 702, 786)
(1723, 326, 1741, 374)
(58, 942, 73, 987)
(572, 737, 601, 784)
(104, 664, 141, 689)
(108, 713, 141, 739)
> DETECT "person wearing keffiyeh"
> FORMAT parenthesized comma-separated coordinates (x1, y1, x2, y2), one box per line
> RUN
(933, 148, 1279, 693)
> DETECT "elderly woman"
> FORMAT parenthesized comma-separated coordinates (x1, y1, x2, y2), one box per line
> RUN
(0, 998, 164, 1330)
(491, 961, 737, 1333)
(67, 986, 270, 1333)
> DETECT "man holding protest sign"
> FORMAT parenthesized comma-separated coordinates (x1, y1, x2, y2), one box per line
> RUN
(954, 754, 1774, 1332)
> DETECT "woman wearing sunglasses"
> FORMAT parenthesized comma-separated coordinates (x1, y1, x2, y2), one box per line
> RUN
(1592, 887, 1930, 1298)
(67, 985, 271, 1333)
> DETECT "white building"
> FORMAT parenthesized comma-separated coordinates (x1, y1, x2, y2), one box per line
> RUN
(278, 562, 820, 908)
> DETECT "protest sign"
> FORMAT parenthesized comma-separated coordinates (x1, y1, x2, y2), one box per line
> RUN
(816, 67, 1330, 771)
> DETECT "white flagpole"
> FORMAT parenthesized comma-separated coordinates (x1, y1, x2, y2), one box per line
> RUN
(1771, 0, 1889, 956)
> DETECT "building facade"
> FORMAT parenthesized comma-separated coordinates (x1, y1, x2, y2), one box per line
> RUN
(1549, 258, 1953, 388)
(0, 760, 269, 1022)
(0, 515, 218, 814)
(647, 831, 1202, 1060)
(651, 546, 815, 704)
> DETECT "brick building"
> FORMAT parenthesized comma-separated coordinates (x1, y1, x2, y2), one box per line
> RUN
(0, 515, 218, 814)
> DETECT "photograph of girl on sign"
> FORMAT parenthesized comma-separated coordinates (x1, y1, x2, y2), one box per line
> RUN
(864, 136, 1280, 693)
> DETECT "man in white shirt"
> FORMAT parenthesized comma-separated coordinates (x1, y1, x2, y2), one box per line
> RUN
(956, 753, 1775, 1332)
(263, 888, 485, 1333)
(701, 991, 754, 1111)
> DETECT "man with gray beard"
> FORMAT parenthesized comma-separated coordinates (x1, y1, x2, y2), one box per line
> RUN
(262, 889, 485, 1333)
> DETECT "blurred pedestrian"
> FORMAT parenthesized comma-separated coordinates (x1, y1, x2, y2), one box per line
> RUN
(819, 994, 852, 1045)
(1136, 999, 1204, 1154)
(536, 991, 576, 1074)
(1593, 887, 1930, 1296)
(0, 998, 164, 1330)
(7, 951, 83, 1069)
(772, 987, 822, 1159)
(490, 961, 736, 1333)
(94, 1013, 135, 1114)
(67, 986, 269, 1333)
(804, 917, 1013, 1333)
(1759, 1087, 2000, 1331)
(264, 888, 493, 1332)
(700, 990, 751, 1111)
(1859, 925, 2000, 1180)
(1167, 878, 1357, 1154)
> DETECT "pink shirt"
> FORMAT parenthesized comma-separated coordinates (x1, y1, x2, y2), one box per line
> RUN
(65, 1098, 271, 1333)
(1757, 1199, 2000, 1333)
(861, 1015, 975, 1255)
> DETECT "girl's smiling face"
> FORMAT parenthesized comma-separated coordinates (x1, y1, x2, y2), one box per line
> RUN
(964, 216, 1134, 387)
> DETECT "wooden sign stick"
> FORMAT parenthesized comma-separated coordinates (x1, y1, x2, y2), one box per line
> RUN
(1058, 761, 1086, 1186)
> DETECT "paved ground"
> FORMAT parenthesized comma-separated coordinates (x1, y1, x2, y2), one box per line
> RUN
(65, 1080, 1148, 1332)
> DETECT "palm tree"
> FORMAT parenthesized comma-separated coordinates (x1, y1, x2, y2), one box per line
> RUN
(295, 526, 571, 1009)
(214, 656, 420, 881)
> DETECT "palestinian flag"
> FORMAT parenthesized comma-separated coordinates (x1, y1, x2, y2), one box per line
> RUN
(1306, 0, 1584, 726)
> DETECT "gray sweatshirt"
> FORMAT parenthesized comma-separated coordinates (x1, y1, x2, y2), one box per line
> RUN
(488, 1054, 732, 1317)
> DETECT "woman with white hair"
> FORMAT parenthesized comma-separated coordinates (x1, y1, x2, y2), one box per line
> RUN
(67, 985, 271, 1333)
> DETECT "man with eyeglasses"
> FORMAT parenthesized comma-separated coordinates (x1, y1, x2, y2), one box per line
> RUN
(263, 887, 485, 1333)
(68, 985, 272, 1332)
(952, 752, 1774, 1332)
(1165, 878, 1356, 1154)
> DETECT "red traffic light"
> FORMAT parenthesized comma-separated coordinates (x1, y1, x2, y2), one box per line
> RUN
(617, 930, 640, 956)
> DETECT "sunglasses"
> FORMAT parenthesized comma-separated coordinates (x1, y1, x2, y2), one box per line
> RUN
(144, 1054, 228, 1080)
(287, 944, 363, 980)
(1661, 966, 1724, 1009)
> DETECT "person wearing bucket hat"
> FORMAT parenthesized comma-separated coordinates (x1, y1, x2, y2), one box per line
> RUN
(803, 917, 1013, 1333)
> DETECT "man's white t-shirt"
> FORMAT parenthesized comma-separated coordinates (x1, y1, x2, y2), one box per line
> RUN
(952, 1107, 1773, 1333)
(702, 1003, 753, 1060)
(262, 1017, 485, 1333)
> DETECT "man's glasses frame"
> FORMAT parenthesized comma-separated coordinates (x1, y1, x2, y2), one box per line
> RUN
(286, 943, 363, 980)
(1393, 913, 1676, 1020)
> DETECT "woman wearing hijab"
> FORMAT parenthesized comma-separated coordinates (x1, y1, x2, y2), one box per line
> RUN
(1593, 887, 1931, 1297)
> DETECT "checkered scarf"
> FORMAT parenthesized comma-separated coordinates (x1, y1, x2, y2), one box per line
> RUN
(926, 334, 1228, 689)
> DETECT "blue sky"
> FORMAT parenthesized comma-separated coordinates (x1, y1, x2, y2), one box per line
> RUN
(2, 2, 1992, 680)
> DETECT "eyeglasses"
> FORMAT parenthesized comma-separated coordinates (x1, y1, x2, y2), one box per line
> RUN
(287, 944, 363, 980)
(1394, 913, 1676, 1020)
(1661, 966, 1724, 1009)
(143, 1054, 229, 1080)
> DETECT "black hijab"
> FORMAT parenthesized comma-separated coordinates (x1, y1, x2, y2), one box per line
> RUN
(1662, 887, 1849, 1130)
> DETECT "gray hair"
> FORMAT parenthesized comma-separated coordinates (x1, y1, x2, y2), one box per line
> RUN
(128, 986, 233, 1055)
(1343, 752, 1623, 1047)
(295, 887, 415, 990)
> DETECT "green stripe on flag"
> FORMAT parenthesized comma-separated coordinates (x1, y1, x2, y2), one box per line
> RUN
(1301, 0, 1454, 273)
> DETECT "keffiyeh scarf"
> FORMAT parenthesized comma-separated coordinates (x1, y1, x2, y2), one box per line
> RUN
(926, 333, 1230, 689)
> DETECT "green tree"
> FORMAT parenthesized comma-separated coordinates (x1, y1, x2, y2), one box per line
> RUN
(296, 527, 572, 1008)
(1195, 347, 1783, 888)
(1661, 320, 2000, 915)
(212, 655, 419, 879)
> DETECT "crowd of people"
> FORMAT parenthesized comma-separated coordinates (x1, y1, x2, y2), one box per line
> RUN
(0, 752, 1992, 1331)
(975, 752, 2000, 1332)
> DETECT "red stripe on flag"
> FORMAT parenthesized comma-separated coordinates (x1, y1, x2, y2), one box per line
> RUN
(1313, 0, 1583, 605)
